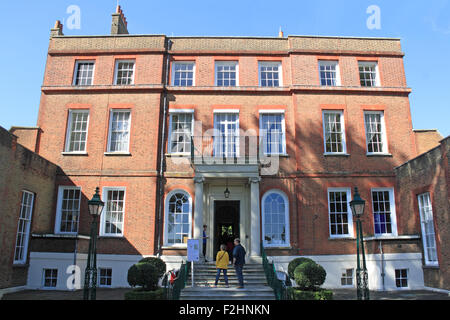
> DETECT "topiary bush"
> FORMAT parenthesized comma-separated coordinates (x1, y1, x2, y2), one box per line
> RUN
(293, 261, 326, 290)
(138, 257, 167, 277)
(287, 257, 315, 279)
(127, 257, 167, 291)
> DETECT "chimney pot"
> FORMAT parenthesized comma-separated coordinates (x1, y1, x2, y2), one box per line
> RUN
(50, 20, 64, 38)
(111, 5, 129, 35)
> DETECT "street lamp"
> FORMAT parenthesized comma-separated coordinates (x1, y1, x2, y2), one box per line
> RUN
(83, 187, 105, 300)
(350, 187, 370, 300)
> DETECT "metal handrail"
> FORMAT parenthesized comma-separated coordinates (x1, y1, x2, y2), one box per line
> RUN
(162, 261, 191, 300)
(261, 243, 293, 300)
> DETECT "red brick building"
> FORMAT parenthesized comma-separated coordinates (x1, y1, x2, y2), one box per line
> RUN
(0, 126, 57, 295)
(16, 7, 438, 291)
(396, 136, 449, 291)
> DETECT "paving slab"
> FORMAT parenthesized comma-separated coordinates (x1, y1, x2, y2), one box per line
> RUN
(2, 288, 450, 300)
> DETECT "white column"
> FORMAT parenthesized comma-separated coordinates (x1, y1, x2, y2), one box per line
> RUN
(193, 176, 205, 241)
(249, 177, 261, 257)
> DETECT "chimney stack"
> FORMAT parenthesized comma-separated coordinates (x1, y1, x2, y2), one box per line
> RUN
(278, 27, 284, 38)
(111, 5, 129, 35)
(50, 20, 64, 38)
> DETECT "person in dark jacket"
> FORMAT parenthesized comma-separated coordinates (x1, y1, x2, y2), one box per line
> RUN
(232, 238, 246, 288)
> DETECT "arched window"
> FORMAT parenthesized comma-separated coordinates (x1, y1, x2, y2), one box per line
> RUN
(262, 190, 290, 247)
(164, 190, 192, 246)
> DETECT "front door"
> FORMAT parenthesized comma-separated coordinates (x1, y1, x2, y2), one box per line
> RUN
(214, 201, 240, 260)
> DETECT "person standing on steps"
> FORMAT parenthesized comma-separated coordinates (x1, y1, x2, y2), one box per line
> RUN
(202, 225, 209, 263)
(214, 244, 230, 288)
(232, 238, 246, 289)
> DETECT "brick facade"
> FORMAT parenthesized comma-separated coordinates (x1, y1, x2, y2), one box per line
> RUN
(414, 129, 444, 156)
(395, 137, 450, 290)
(0, 126, 57, 290)
(9, 8, 444, 291)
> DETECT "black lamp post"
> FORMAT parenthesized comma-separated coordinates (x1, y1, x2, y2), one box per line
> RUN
(350, 187, 370, 300)
(83, 187, 105, 300)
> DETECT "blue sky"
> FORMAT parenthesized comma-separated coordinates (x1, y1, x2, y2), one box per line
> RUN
(1, 0, 449, 136)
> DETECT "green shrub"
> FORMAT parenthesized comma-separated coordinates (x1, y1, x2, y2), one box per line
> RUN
(287, 257, 315, 279)
(291, 289, 333, 300)
(124, 288, 165, 300)
(293, 261, 326, 290)
(127, 264, 140, 288)
(138, 257, 167, 276)
(127, 257, 167, 291)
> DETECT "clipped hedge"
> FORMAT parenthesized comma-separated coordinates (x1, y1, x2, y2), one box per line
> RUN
(138, 257, 167, 276)
(127, 257, 166, 291)
(124, 288, 165, 300)
(293, 261, 326, 290)
(287, 257, 315, 279)
(291, 289, 333, 301)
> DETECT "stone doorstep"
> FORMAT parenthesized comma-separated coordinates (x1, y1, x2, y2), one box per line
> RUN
(182, 261, 274, 300)
(180, 286, 276, 300)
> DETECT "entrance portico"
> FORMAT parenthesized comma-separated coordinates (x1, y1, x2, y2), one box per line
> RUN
(193, 164, 261, 259)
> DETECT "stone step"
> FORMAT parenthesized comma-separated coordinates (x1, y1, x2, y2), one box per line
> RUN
(194, 263, 264, 269)
(193, 275, 265, 278)
(193, 268, 265, 273)
(190, 280, 268, 286)
(190, 270, 265, 275)
(180, 286, 275, 301)
(180, 260, 272, 300)
(193, 267, 265, 271)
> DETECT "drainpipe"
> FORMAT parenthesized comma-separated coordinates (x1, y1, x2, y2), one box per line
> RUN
(156, 38, 173, 257)
(379, 240, 385, 291)
(72, 236, 78, 291)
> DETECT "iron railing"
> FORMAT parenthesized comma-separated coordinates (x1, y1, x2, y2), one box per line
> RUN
(162, 261, 191, 300)
(261, 243, 293, 300)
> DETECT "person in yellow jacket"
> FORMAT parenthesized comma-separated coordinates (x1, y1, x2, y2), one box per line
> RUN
(214, 244, 230, 288)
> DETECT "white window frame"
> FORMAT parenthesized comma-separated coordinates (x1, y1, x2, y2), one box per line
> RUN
(98, 268, 113, 287)
(340, 268, 354, 287)
(395, 269, 409, 289)
(215, 61, 239, 86)
(259, 110, 287, 156)
(327, 188, 354, 239)
(358, 61, 380, 87)
(168, 109, 195, 155)
(418, 192, 439, 266)
(258, 61, 283, 87)
(261, 189, 290, 248)
(164, 189, 193, 248)
(318, 60, 341, 86)
(371, 188, 398, 237)
(213, 111, 240, 158)
(73, 60, 95, 86)
(42, 268, 58, 289)
(100, 187, 127, 237)
(13, 190, 35, 264)
(54, 186, 82, 235)
(106, 109, 132, 153)
(364, 111, 389, 155)
(64, 110, 90, 154)
(171, 62, 195, 87)
(114, 60, 136, 85)
(322, 110, 347, 155)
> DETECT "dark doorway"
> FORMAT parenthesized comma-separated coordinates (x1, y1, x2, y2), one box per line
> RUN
(214, 201, 240, 260)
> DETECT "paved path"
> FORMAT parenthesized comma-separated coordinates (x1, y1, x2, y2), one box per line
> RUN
(332, 289, 450, 300)
(1, 288, 130, 300)
(2, 288, 449, 300)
